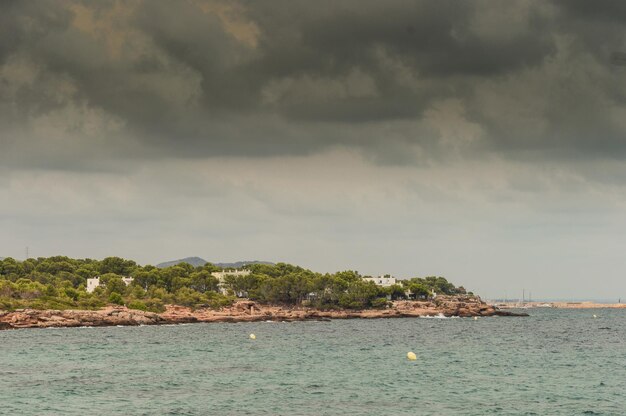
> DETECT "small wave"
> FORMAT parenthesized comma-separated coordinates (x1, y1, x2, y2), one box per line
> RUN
(419, 313, 459, 319)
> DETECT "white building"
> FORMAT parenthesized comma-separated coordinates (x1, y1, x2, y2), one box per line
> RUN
(363, 275, 397, 287)
(86, 277, 101, 293)
(86, 276, 134, 293)
(211, 269, 251, 281)
(211, 269, 251, 296)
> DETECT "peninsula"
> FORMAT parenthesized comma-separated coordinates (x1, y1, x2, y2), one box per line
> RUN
(0, 256, 525, 330)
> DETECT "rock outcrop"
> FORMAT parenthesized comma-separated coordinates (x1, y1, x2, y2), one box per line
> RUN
(0, 307, 165, 329)
(0, 296, 526, 330)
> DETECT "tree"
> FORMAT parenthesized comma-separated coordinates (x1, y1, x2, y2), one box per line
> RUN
(408, 283, 430, 299)
(14, 279, 46, 300)
(0, 255, 472, 311)
(171, 276, 192, 292)
(388, 284, 407, 300)
(64, 287, 80, 301)
(75, 266, 98, 280)
(132, 270, 159, 290)
(174, 287, 205, 307)
(99, 257, 137, 276)
(175, 262, 195, 275)
(200, 263, 221, 273)
(35, 259, 76, 275)
(335, 270, 362, 283)
(0, 258, 22, 277)
(224, 274, 259, 297)
(338, 281, 382, 309)
(158, 266, 189, 292)
(129, 285, 146, 299)
(189, 271, 220, 293)
(99, 274, 127, 295)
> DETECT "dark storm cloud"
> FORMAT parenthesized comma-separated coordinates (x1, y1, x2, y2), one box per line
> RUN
(0, 1, 70, 64)
(1, 0, 626, 168)
(251, 1, 552, 77)
(555, 0, 626, 22)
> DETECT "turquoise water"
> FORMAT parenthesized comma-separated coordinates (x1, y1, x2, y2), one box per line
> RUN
(1, 309, 624, 415)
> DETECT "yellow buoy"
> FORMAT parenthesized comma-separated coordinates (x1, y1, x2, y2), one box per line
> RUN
(407, 351, 417, 361)
(249, 333, 256, 339)
(473, 316, 478, 320)
(593, 314, 597, 319)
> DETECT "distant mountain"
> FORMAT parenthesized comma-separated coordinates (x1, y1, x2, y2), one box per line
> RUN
(156, 257, 207, 268)
(156, 257, 273, 269)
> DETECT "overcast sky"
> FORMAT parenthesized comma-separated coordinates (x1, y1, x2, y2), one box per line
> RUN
(2, 1, 626, 299)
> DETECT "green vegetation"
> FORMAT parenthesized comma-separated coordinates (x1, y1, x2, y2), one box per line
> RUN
(0, 256, 468, 312)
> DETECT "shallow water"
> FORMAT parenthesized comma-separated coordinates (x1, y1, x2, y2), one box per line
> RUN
(1, 309, 624, 415)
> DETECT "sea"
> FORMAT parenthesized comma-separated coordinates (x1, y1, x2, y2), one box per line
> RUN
(1, 308, 624, 415)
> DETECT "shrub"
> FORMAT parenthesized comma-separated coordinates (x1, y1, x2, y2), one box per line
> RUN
(204, 292, 235, 310)
(128, 300, 148, 311)
(371, 297, 389, 309)
(108, 292, 124, 305)
(77, 297, 106, 310)
(144, 298, 166, 313)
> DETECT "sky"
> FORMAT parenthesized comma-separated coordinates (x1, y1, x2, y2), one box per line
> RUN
(2, 0, 626, 299)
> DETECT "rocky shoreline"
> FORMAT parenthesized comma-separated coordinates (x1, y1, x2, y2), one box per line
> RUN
(0, 296, 527, 330)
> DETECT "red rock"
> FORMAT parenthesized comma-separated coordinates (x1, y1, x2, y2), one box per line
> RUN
(0, 296, 527, 330)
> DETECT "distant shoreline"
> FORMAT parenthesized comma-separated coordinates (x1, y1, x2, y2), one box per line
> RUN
(491, 301, 626, 309)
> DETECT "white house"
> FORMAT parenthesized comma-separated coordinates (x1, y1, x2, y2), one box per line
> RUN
(211, 269, 251, 281)
(211, 269, 251, 295)
(86, 276, 134, 293)
(86, 277, 101, 293)
(362, 275, 397, 287)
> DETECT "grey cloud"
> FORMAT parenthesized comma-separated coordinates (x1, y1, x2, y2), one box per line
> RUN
(253, 1, 552, 76)
(1, 0, 626, 170)
(555, 0, 626, 23)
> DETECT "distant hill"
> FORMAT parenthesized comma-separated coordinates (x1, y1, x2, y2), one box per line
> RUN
(156, 257, 207, 268)
(156, 257, 273, 269)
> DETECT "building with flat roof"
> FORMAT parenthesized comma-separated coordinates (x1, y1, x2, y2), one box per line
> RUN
(86, 276, 134, 293)
(211, 269, 251, 296)
(362, 275, 397, 287)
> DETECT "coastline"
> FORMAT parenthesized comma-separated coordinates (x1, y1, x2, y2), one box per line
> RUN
(0, 296, 526, 330)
